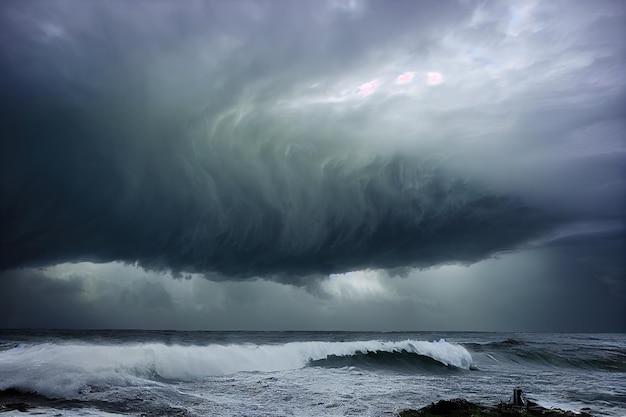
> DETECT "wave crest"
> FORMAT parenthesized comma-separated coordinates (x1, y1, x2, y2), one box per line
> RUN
(0, 339, 472, 397)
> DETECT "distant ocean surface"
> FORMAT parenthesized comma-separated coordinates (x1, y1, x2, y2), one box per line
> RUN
(0, 331, 624, 416)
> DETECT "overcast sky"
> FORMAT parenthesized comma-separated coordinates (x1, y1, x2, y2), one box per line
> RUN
(0, 0, 624, 331)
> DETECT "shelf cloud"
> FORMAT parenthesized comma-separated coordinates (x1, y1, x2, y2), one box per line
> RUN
(1, 0, 624, 285)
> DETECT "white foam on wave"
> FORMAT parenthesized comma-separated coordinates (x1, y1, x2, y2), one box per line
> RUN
(0, 339, 472, 398)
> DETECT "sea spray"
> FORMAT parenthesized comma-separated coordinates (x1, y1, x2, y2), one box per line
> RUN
(0, 339, 472, 397)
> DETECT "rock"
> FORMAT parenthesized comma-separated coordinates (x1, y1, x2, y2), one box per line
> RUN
(512, 387, 526, 407)
(4, 402, 30, 412)
(399, 398, 593, 417)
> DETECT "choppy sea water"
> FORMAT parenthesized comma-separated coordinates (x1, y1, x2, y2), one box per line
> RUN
(0, 331, 624, 416)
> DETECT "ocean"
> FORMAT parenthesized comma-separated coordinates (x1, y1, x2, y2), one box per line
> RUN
(0, 331, 624, 416)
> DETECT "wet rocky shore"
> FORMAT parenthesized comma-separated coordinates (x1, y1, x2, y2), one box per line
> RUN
(400, 398, 593, 417)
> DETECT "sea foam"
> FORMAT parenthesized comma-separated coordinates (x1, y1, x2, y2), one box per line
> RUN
(0, 339, 472, 397)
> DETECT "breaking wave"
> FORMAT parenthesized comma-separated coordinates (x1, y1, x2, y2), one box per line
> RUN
(0, 339, 472, 398)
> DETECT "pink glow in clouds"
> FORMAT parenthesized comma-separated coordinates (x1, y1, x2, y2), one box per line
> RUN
(395, 71, 415, 84)
(357, 79, 380, 97)
(426, 71, 444, 86)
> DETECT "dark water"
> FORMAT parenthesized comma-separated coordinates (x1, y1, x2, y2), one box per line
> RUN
(0, 330, 624, 416)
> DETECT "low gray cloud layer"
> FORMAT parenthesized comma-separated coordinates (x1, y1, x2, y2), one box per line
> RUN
(1, 235, 623, 331)
(0, 0, 624, 321)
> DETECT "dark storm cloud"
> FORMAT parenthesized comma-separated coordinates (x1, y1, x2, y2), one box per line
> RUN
(0, 267, 179, 329)
(0, 0, 624, 282)
(0, 268, 99, 328)
(1, 232, 623, 331)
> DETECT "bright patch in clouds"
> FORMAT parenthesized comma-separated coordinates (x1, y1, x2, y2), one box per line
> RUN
(426, 71, 444, 86)
(320, 270, 393, 300)
(396, 71, 415, 84)
(357, 79, 380, 97)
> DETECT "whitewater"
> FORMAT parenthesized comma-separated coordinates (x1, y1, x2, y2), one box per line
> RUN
(0, 331, 624, 416)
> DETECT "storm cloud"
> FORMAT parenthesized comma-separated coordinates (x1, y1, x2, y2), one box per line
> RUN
(1, 235, 624, 331)
(1, 0, 624, 284)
